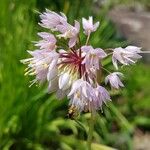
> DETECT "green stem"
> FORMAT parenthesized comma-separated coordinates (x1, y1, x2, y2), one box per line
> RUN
(101, 66, 112, 74)
(86, 33, 90, 45)
(87, 111, 95, 150)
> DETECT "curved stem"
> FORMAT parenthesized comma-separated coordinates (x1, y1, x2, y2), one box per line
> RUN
(101, 66, 112, 74)
(87, 111, 95, 150)
(106, 52, 113, 57)
(78, 35, 82, 48)
(86, 33, 91, 45)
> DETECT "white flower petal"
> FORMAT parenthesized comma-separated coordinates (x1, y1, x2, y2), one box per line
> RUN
(59, 72, 70, 90)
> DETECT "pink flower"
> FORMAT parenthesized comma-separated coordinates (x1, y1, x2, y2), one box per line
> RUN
(57, 21, 80, 47)
(105, 72, 124, 89)
(68, 79, 111, 112)
(94, 85, 111, 109)
(112, 46, 142, 69)
(81, 46, 107, 69)
(35, 32, 56, 50)
(21, 50, 59, 85)
(39, 9, 67, 30)
(82, 16, 99, 35)
(68, 79, 94, 111)
(22, 10, 144, 115)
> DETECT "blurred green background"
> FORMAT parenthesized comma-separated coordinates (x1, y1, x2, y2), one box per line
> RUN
(0, 0, 150, 150)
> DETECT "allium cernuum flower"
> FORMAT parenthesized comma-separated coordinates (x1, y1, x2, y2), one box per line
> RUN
(95, 85, 111, 109)
(112, 46, 142, 69)
(21, 9, 143, 117)
(21, 50, 59, 85)
(81, 46, 107, 69)
(105, 72, 124, 89)
(57, 20, 80, 47)
(35, 32, 56, 50)
(68, 79, 94, 111)
(39, 9, 67, 30)
(82, 16, 99, 35)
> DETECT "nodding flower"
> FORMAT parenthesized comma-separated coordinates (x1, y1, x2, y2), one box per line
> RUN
(56, 20, 80, 48)
(105, 72, 124, 89)
(112, 46, 142, 70)
(35, 32, 57, 50)
(82, 16, 99, 35)
(81, 45, 107, 70)
(39, 9, 67, 30)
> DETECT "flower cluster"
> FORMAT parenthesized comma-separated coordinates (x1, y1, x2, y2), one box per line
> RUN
(21, 9, 143, 114)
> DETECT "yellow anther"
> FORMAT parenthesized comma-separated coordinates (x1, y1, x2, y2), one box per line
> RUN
(43, 63, 48, 68)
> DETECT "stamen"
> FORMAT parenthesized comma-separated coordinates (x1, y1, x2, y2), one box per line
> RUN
(29, 79, 38, 87)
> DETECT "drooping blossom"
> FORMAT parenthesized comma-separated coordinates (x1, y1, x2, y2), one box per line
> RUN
(35, 32, 56, 50)
(94, 85, 111, 109)
(82, 16, 99, 35)
(112, 46, 142, 69)
(81, 46, 107, 69)
(57, 21, 80, 47)
(39, 9, 67, 30)
(105, 72, 124, 89)
(68, 79, 95, 112)
(21, 9, 144, 115)
(21, 50, 59, 85)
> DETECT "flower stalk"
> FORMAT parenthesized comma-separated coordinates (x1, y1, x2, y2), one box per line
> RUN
(86, 33, 91, 45)
(87, 111, 95, 150)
